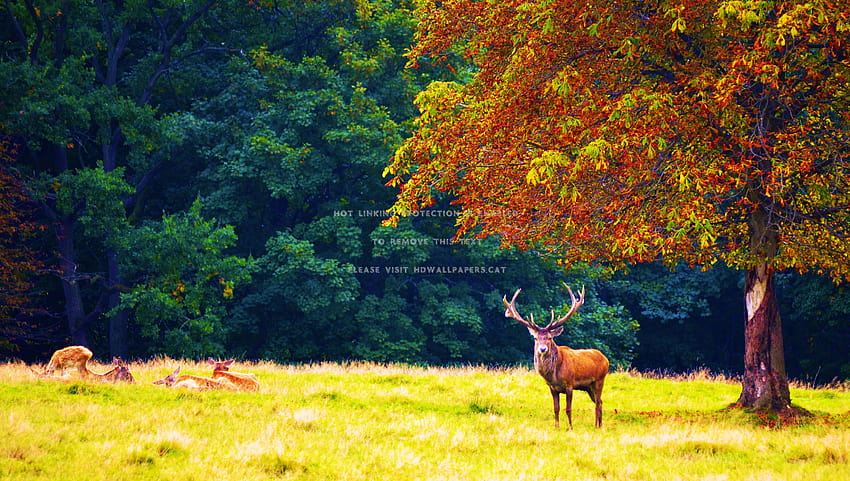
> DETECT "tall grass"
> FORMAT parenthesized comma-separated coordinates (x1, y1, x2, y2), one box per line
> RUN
(1, 360, 848, 480)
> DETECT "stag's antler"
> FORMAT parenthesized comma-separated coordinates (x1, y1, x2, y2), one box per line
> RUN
(545, 283, 585, 329)
(503, 288, 540, 331)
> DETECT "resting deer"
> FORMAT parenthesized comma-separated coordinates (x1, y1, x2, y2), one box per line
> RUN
(504, 284, 609, 429)
(92, 357, 135, 383)
(209, 359, 260, 392)
(153, 366, 236, 391)
(34, 346, 135, 383)
(42, 345, 93, 378)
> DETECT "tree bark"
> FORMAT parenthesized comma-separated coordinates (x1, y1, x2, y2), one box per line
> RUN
(51, 145, 89, 347)
(57, 218, 89, 347)
(736, 148, 802, 417)
(107, 252, 130, 359)
(736, 262, 794, 414)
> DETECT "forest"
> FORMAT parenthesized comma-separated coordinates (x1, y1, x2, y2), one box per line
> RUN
(1, 0, 849, 384)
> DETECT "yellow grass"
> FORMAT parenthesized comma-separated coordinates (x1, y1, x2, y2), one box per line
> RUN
(0, 360, 848, 481)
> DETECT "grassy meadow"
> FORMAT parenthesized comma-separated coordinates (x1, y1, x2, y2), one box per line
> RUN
(0, 359, 848, 481)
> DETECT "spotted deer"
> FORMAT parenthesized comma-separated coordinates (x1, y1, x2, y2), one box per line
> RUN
(503, 284, 609, 429)
(209, 359, 260, 392)
(153, 366, 237, 391)
(94, 357, 135, 383)
(42, 345, 94, 378)
(34, 346, 135, 383)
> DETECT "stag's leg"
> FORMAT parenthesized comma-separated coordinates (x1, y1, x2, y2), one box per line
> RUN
(587, 380, 605, 428)
(550, 388, 560, 428)
(564, 388, 574, 430)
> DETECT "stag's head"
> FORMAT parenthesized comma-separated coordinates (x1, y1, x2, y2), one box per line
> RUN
(503, 283, 585, 358)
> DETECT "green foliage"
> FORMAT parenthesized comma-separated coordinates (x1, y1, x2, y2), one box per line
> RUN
(608, 264, 730, 324)
(604, 263, 744, 372)
(781, 274, 850, 381)
(369, 220, 432, 266)
(115, 200, 250, 358)
(295, 214, 364, 260)
(417, 280, 483, 359)
(230, 231, 361, 361)
(50, 164, 134, 242)
(259, 232, 359, 313)
(351, 293, 425, 362)
(0, 58, 93, 147)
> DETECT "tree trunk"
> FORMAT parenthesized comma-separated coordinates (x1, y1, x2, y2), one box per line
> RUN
(52, 145, 89, 347)
(102, 121, 132, 359)
(57, 218, 89, 347)
(107, 252, 130, 359)
(736, 262, 793, 414)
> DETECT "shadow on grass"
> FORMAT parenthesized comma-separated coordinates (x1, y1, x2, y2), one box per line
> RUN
(610, 407, 850, 430)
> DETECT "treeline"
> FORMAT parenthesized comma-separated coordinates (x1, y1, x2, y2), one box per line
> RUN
(0, 1, 847, 381)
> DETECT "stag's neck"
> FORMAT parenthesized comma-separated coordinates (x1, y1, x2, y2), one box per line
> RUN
(534, 345, 561, 384)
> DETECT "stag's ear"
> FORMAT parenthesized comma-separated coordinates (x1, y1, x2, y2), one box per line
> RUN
(527, 325, 539, 337)
(550, 326, 564, 337)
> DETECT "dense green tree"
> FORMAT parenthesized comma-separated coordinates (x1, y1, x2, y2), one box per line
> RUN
(779, 273, 850, 382)
(605, 263, 744, 373)
(0, 0, 255, 356)
(161, 0, 633, 364)
(115, 199, 251, 358)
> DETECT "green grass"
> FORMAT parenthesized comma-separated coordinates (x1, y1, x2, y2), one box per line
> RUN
(1, 360, 848, 480)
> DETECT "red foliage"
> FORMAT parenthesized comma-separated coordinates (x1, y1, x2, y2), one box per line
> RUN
(0, 136, 53, 353)
(386, 0, 850, 280)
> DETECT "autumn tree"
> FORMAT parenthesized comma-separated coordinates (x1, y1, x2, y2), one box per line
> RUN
(385, 0, 850, 415)
(0, 137, 51, 354)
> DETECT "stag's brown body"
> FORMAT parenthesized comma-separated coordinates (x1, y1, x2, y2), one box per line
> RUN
(504, 284, 609, 429)
(534, 342, 609, 429)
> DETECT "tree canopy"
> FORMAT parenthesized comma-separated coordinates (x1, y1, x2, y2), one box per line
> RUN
(387, 0, 850, 278)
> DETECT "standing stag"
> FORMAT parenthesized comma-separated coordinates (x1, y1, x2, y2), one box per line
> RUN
(504, 284, 609, 429)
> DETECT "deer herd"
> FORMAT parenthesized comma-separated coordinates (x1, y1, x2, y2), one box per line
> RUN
(30, 284, 607, 429)
(31, 345, 260, 392)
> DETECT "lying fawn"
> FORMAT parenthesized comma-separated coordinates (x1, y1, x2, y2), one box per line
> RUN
(153, 366, 237, 391)
(209, 359, 260, 392)
(93, 357, 135, 383)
